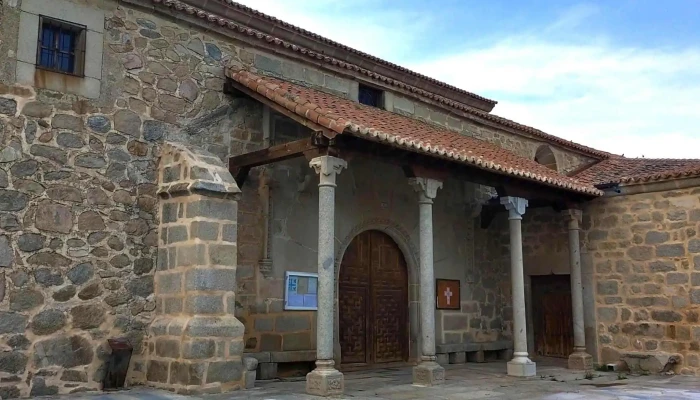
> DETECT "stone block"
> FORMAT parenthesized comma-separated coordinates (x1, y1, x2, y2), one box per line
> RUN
(275, 315, 310, 332)
(597, 280, 618, 295)
(254, 317, 274, 332)
(257, 362, 278, 380)
(449, 352, 466, 364)
(244, 370, 256, 389)
(306, 368, 344, 396)
(146, 360, 169, 383)
(412, 362, 445, 386)
(436, 353, 449, 365)
(186, 295, 224, 314)
(167, 225, 188, 244)
(183, 340, 216, 360)
(155, 339, 180, 358)
(282, 332, 312, 351)
(656, 243, 685, 257)
(190, 221, 219, 241)
(170, 361, 205, 385)
(177, 244, 207, 267)
(185, 316, 244, 338)
(186, 268, 236, 291)
(259, 334, 282, 352)
(186, 199, 237, 221)
(507, 359, 536, 377)
(209, 244, 237, 266)
(206, 360, 243, 383)
(467, 350, 485, 363)
(443, 315, 468, 331)
(568, 352, 593, 370)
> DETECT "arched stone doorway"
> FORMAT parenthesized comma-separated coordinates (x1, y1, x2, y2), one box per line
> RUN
(338, 230, 409, 366)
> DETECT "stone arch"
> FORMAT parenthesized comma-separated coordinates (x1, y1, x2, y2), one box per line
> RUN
(534, 145, 558, 171)
(332, 218, 421, 365)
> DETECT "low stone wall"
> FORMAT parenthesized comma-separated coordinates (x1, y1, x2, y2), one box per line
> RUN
(585, 185, 700, 375)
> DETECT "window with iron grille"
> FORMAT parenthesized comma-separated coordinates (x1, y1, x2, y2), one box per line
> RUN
(36, 16, 87, 77)
(358, 84, 383, 108)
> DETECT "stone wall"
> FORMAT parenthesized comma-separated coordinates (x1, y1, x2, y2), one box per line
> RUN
(584, 185, 700, 375)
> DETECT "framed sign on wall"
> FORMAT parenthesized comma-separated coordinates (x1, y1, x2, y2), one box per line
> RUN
(436, 279, 460, 310)
(284, 271, 319, 311)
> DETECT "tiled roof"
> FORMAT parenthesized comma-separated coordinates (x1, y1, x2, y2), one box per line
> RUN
(573, 156, 700, 186)
(226, 68, 603, 196)
(149, 0, 609, 159)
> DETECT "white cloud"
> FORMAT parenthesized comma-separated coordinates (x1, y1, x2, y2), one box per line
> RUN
(234, 1, 700, 159)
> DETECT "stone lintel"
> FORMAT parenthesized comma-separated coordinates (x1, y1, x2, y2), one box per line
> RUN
(412, 361, 445, 386)
(500, 196, 528, 219)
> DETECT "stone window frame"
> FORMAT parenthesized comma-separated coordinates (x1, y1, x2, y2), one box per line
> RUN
(16, 0, 105, 98)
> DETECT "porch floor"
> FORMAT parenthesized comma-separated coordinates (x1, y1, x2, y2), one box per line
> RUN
(52, 358, 700, 399)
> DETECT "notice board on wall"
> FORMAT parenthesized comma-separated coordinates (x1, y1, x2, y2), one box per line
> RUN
(284, 271, 318, 310)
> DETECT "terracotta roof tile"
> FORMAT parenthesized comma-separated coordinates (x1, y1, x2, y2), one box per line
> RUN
(150, 0, 609, 159)
(227, 68, 603, 196)
(574, 157, 700, 186)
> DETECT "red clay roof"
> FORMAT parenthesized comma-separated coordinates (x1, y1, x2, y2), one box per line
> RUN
(226, 68, 603, 196)
(149, 0, 609, 159)
(574, 157, 700, 186)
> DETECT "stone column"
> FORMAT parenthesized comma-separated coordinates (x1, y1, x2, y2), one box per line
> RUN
(409, 177, 445, 386)
(500, 196, 536, 377)
(564, 209, 593, 370)
(148, 142, 248, 394)
(306, 155, 346, 396)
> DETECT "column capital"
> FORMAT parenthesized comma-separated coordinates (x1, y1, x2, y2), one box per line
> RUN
(562, 209, 583, 229)
(310, 156, 347, 187)
(409, 177, 443, 203)
(500, 196, 528, 220)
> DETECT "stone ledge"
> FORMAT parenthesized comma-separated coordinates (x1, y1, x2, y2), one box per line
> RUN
(435, 340, 513, 354)
(243, 350, 316, 364)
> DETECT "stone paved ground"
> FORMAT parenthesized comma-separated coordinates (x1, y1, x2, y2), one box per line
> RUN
(36, 359, 700, 400)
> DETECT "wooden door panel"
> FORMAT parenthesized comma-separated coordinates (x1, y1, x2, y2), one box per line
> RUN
(532, 275, 574, 358)
(339, 230, 408, 366)
(339, 285, 369, 364)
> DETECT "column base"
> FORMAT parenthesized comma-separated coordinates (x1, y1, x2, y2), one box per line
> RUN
(306, 364, 344, 396)
(412, 361, 445, 386)
(507, 356, 536, 377)
(568, 351, 593, 371)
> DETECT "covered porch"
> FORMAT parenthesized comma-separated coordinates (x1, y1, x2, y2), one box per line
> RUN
(225, 68, 601, 396)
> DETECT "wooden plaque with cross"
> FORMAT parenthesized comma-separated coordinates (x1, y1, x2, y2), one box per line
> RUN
(436, 279, 460, 310)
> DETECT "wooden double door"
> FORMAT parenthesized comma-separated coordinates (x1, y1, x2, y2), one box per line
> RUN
(532, 274, 574, 358)
(339, 230, 409, 366)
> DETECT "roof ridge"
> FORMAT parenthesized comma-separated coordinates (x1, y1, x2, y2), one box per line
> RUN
(210, 0, 497, 105)
(227, 68, 603, 196)
(152, 0, 609, 159)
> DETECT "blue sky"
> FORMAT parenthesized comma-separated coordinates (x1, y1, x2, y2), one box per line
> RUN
(235, 0, 700, 158)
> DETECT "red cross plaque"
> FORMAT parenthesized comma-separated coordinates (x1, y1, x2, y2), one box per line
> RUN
(436, 279, 460, 310)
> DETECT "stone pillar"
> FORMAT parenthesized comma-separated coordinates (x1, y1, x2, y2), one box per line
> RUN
(306, 155, 346, 397)
(564, 209, 593, 370)
(409, 177, 445, 386)
(500, 196, 536, 377)
(147, 142, 247, 394)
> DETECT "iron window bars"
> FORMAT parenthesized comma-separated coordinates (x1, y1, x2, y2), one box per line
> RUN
(36, 16, 87, 77)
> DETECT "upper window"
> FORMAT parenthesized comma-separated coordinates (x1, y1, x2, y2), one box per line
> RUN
(358, 84, 383, 108)
(534, 145, 558, 171)
(36, 16, 86, 76)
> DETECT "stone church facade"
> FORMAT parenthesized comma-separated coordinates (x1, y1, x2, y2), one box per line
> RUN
(0, 0, 698, 397)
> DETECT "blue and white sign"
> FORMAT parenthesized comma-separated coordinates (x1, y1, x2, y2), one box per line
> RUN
(284, 271, 318, 310)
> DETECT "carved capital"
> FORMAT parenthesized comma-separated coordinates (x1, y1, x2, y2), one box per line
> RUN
(310, 156, 347, 187)
(562, 209, 583, 230)
(500, 196, 528, 220)
(409, 177, 443, 203)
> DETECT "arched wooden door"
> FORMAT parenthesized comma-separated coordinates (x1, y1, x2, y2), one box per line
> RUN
(339, 230, 409, 366)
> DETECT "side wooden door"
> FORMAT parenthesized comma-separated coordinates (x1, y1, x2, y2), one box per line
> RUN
(532, 274, 574, 358)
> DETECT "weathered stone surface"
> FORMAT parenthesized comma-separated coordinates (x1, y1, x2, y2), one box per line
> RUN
(33, 335, 94, 368)
(206, 361, 243, 383)
(143, 120, 168, 142)
(0, 146, 22, 163)
(75, 153, 107, 169)
(30, 377, 59, 396)
(0, 235, 12, 266)
(34, 268, 64, 287)
(71, 304, 105, 329)
(134, 258, 153, 275)
(53, 285, 77, 302)
(67, 263, 94, 285)
(28, 251, 71, 268)
(0, 189, 29, 211)
(0, 98, 17, 115)
(10, 160, 38, 177)
(30, 144, 68, 164)
(110, 254, 130, 268)
(114, 110, 141, 137)
(206, 43, 222, 60)
(22, 102, 53, 118)
(35, 202, 73, 233)
(53, 115, 83, 132)
(0, 312, 28, 334)
(77, 282, 102, 300)
(0, 351, 27, 374)
(47, 185, 83, 202)
(9, 289, 44, 311)
(656, 243, 685, 257)
(126, 275, 153, 298)
(87, 115, 112, 133)
(180, 79, 199, 102)
(31, 309, 67, 335)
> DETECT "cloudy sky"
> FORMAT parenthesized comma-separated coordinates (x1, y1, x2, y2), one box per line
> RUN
(234, 0, 700, 158)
